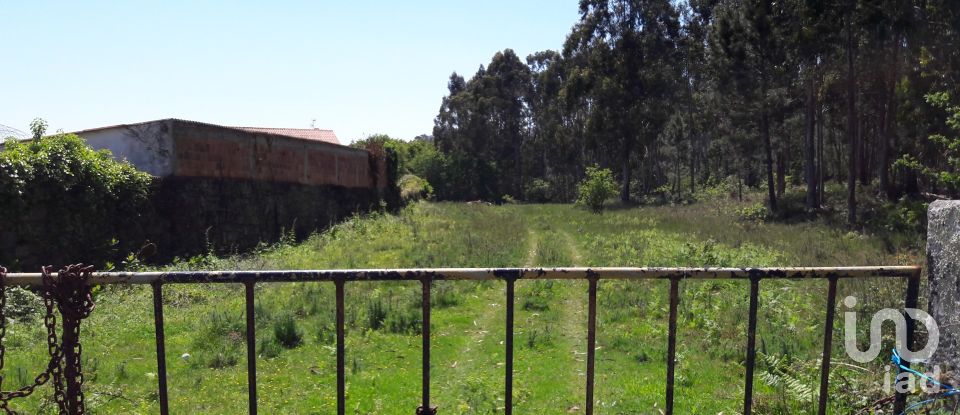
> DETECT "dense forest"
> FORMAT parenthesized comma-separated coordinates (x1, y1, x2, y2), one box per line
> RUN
(373, 0, 960, 224)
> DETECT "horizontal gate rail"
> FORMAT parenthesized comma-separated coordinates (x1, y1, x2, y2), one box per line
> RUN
(1, 266, 922, 415)
(1, 266, 921, 285)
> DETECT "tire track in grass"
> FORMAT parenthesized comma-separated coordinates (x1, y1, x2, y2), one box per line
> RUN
(558, 230, 588, 413)
(434, 227, 539, 412)
(513, 227, 589, 413)
(524, 228, 540, 267)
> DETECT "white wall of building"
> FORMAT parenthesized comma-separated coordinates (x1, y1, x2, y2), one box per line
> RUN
(79, 121, 174, 177)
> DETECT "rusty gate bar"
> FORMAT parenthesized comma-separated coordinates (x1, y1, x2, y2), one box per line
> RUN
(665, 276, 680, 415)
(0, 266, 922, 285)
(893, 275, 922, 414)
(742, 277, 760, 415)
(151, 282, 170, 415)
(504, 278, 515, 415)
(244, 281, 258, 415)
(585, 275, 598, 415)
(817, 276, 839, 415)
(335, 279, 346, 415)
(0, 266, 923, 414)
(420, 277, 432, 414)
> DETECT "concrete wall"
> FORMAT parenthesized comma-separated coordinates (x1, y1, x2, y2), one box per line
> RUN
(78, 121, 174, 176)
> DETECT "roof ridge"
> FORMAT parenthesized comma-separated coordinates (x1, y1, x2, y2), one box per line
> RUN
(236, 126, 333, 131)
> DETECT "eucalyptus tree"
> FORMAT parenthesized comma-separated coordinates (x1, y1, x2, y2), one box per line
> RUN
(711, 0, 796, 213)
(432, 50, 532, 201)
(568, 0, 683, 203)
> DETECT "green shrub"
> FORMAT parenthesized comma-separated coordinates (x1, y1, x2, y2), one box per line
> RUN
(273, 314, 304, 349)
(3, 287, 43, 321)
(575, 165, 618, 213)
(431, 282, 462, 308)
(384, 305, 421, 334)
(0, 128, 153, 270)
(524, 178, 552, 203)
(366, 297, 387, 330)
(398, 174, 433, 203)
(737, 203, 770, 222)
(207, 345, 241, 369)
(258, 338, 282, 359)
(895, 91, 960, 197)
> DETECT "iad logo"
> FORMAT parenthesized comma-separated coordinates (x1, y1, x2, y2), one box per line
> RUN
(842, 296, 939, 364)
(843, 296, 958, 407)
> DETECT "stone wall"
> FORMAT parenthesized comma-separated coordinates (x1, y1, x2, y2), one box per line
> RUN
(148, 177, 382, 261)
(927, 200, 960, 373)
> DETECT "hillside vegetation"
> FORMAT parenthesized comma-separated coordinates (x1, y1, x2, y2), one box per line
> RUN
(3, 197, 923, 414)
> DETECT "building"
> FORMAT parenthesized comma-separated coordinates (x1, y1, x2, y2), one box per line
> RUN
(73, 118, 382, 189)
(7, 118, 394, 266)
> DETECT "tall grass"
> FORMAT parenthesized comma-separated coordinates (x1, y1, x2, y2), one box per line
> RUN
(0, 200, 924, 413)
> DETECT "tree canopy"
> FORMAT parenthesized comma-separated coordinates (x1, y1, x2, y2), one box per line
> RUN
(419, 0, 960, 221)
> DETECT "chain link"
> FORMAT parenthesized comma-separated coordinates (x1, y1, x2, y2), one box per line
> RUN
(0, 265, 95, 415)
(0, 266, 6, 394)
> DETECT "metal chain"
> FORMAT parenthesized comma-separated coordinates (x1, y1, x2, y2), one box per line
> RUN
(0, 265, 95, 415)
(52, 264, 95, 414)
(0, 266, 6, 394)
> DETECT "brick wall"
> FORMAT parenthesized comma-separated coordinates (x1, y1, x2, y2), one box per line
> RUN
(144, 120, 393, 261)
(170, 120, 380, 188)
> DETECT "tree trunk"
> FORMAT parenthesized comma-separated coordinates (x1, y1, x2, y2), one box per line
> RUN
(738, 170, 744, 201)
(515, 133, 524, 199)
(620, 141, 632, 203)
(880, 34, 900, 200)
(762, 108, 778, 213)
(690, 140, 696, 195)
(776, 150, 786, 197)
(674, 151, 680, 195)
(805, 65, 819, 209)
(818, 94, 825, 205)
(858, 105, 869, 186)
(846, 10, 858, 226)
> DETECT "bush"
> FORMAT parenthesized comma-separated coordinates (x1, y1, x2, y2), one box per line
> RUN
(576, 165, 618, 213)
(398, 174, 433, 203)
(525, 178, 552, 203)
(3, 287, 43, 321)
(737, 203, 770, 222)
(0, 129, 153, 270)
(273, 314, 304, 349)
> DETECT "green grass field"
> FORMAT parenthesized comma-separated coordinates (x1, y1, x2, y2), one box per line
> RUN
(2, 200, 926, 414)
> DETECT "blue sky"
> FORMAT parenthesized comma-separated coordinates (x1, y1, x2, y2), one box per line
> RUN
(0, 1, 579, 142)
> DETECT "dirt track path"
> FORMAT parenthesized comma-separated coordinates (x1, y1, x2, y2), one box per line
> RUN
(558, 230, 588, 412)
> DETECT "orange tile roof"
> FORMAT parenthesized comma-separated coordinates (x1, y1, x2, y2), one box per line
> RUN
(237, 127, 339, 145)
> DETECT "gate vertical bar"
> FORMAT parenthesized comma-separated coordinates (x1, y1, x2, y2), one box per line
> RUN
(665, 277, 680, 415)
(743, 277, 760, 415)
(505, 278, 515, 415)
(152, 282, 170, 415)
(244, 281, 258, 415)
(893, 274, 921, 414)
(817, 276, 838, 415)
(585, 275, 598, 415)
(336, 279, 346, 415)
(419, 276, 433, 414)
